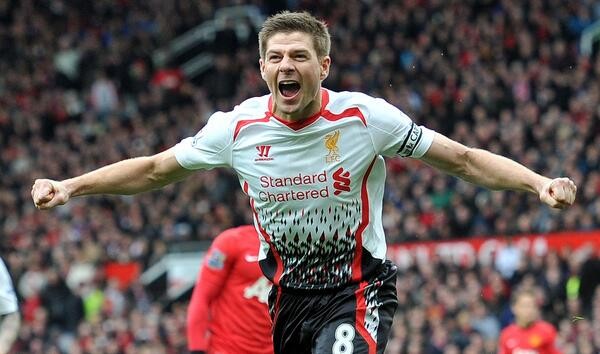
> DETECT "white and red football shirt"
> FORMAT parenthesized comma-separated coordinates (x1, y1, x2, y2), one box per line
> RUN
(175, 89, 434, 290)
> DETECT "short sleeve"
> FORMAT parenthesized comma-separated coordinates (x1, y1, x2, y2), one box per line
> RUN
(0, 259, 18, 315)
(363, 96, 435, 158)
(173, 111, 234, 170)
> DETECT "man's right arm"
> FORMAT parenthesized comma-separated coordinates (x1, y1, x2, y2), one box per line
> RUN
(32, 148, 194, 209)
(187, 232, 236, 353)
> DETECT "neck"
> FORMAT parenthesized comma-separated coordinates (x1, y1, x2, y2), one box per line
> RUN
(517, 319, 535, 328)
(272, 89, 323, 122)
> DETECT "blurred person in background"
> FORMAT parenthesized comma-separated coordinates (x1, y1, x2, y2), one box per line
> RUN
(39, 268, 84, 352)
(31, 10, 578, 354)
(0, 257, 20, 354)
(187, 225, 272, 354)
(499, 288, 560, 354)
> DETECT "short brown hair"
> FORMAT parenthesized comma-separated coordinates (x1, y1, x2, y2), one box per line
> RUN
(258, 11, 331, 59)
(511, 287, 537, 305)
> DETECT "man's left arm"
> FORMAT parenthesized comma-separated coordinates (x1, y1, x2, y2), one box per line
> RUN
(420, 133, 576, 208)
(0, 312, 20, 354)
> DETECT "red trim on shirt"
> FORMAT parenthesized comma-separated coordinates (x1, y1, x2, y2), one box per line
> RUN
(237, 90, 365, 138)
(250, 198, 284, 286)
(272, 287, 282, 326)
(269, 89, 330, 131)
(352, 158, 376, 282)
(355, 281, 377, 354)
(322, 107, 367, 126)
(233, 113, 271, 141)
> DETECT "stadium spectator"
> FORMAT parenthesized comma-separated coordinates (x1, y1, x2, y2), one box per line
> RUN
(39, 268, 84, 350)
(498, 288, 560, 354)
(187, 225, 272, 354)
(495, 238, 522, 280)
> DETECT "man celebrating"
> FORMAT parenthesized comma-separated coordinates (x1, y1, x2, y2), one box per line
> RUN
(32, 11, 576, 354)
(187, 226, 272, 354)
(499, 289, 561, 354)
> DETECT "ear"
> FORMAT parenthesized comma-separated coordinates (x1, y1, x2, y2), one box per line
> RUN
(259, 58, 266, 80)
(320, 56, 331, 81)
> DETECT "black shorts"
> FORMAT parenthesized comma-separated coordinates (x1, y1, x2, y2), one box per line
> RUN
(268, 260, 398, 354)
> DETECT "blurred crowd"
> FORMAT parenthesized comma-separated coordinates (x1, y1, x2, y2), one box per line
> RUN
(1, 0, 599, 353)
(387, 247, 600, 354)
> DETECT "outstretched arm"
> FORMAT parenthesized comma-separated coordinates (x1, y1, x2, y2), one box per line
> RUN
(421, 133, 576, 208)
(31, 148, 194, 209)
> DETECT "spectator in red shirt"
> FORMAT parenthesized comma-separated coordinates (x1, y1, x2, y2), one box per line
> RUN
(499, 288, 561, 354)
(186, 225, 273, 354)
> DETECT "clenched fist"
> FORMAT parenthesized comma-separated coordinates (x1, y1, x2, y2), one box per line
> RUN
(539, 177, 577, 209)
(31, 179, 70, 210)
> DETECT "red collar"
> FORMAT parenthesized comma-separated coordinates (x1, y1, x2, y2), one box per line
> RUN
(268, 89, 330, 130)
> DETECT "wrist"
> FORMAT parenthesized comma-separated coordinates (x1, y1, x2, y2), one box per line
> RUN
(62, 178, 77, 198)
(533, 176, 552, 196)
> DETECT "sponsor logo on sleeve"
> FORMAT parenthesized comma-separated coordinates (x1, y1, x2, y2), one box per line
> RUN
(206, 249, 226, 270)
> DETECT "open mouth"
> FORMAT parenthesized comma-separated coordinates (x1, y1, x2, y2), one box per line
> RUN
(278, 80, 301, 98)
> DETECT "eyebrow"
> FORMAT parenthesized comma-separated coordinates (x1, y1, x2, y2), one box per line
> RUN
(266, 49, 311, 56)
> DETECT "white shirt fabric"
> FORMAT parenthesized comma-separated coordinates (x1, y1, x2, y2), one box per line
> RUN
(175, 89, 434, 289)
(0, 257, 18, 315)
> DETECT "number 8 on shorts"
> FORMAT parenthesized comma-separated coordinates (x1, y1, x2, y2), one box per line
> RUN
(332, 323, 355, 354)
